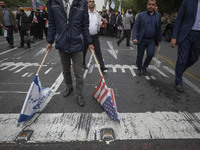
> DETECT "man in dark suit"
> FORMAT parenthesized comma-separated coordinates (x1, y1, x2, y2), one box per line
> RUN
(116, 11, 122, 38)
(171, 0, 200, 93)
(0, 1, 17, 48)
(132, 0, 162, 76)
(18, 7, 30, 48)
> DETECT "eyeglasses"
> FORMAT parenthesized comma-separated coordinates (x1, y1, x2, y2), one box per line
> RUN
(88, 1, 95, 3)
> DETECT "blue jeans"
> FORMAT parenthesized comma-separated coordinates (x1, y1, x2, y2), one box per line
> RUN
(136, 38, 155, 70)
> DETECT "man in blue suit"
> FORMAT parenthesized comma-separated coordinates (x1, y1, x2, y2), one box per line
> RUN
(132, 0, 162, 76)
(171, 0, 200, 92)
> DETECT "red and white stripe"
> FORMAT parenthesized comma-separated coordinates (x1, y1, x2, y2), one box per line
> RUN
(93, 76, 109, 105)
(93, 76, 117, 109)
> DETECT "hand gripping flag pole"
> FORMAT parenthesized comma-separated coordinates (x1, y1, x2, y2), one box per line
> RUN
(17, 50, 51, 126)
(91, 50, 120, 123)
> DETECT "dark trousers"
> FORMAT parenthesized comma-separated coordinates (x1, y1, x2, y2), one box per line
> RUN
(34, 23, 40, 40)
(116, 28, 122, 38)
(44, 27, 48, 38)
(18, 26, 30, 47)
(117, 29, 131, 46)
(30, 23, 35, 36)
(59, 50, 83, 96)
(83, 34, 105, 68)
(136, 38, 155, 70)
(175, 30, 200, 85)
(109, 24, 114, 37)
(5, 26, 14, 46)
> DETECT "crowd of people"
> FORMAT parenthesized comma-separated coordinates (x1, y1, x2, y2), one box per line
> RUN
(0, 1, 48, 48)
(0, 0, 199, 106)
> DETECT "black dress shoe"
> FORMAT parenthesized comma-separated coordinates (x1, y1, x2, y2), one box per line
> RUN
(77, 96, 85, 106)
(142, 68, 147, 75)
(10, 45, 14, 48)
(175, 85, 184, 93)
(63, 87, 73, 97)
(82, 64, 88, 69)
(101, 67, 108, 72)
(136, 69, 141, 76)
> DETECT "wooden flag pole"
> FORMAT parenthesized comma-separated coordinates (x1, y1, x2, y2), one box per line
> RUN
(91, 50, 103, 77)
(36, 50, 49, 75)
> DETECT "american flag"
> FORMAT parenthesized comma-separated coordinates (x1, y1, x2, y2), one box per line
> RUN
(93, 76, 120, 122)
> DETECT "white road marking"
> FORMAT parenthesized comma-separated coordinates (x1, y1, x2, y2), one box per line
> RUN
(0, 91, 27, 94)
(163, 66, 200, 94)
(27, 73, 33, 77)
(0, 62, 14, 70)
(0, 40, 43, 56)
(145, 76, 151, 80)
(152, 57, 161, 67)
(22, 73, 29, 77)
(0, 47, 17, 56)
(44, 67, 53, 74)
(0, 62, 47, 73)
(94, 64, 168, 78)
(0, 111, 199, 143)
(34, 48, 46, 57)
(83, 54, 93, 79)
(0, 58, 8, 63)
(149, 65, 169, 78)
(107, 41, 118, 59)
(151, 76, 156, 80)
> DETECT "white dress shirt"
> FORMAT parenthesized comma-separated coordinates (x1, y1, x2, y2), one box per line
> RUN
(89, 11, 98, 35)
(89, 10, 102, 35)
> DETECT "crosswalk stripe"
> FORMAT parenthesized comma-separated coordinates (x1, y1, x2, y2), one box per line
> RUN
(0, 111, 199, 143)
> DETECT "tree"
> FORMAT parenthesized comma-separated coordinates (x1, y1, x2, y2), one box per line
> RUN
(114, 0, 183, 15)
(4, 0, 47, 10)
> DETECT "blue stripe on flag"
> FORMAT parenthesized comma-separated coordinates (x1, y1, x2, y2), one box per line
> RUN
(18, 113, 36, 122)
(33, 75, 41, 92)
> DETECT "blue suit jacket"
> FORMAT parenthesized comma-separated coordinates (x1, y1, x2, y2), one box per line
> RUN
(132, 11, 162, 46)
(172, 0, 198, 43)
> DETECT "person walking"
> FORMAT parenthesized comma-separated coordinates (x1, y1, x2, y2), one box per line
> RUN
(82, 0, 108, 72)
(132, 0, 162, 76)
(46, 0, 94, 106)
(0, 1, 17, 48)
(18, 7, 31, 48)
(116, 11, 122, 39)
(117, 9, 134, 47)
(171, 0, 200, 93)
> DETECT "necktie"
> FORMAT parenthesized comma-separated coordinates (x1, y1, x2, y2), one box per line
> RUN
(64, 0, 70, 19)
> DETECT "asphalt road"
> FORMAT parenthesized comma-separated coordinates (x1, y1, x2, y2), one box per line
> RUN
(0, 34, 200, 150)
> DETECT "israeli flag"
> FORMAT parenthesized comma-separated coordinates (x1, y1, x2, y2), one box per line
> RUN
(18, 74, 51, 123)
